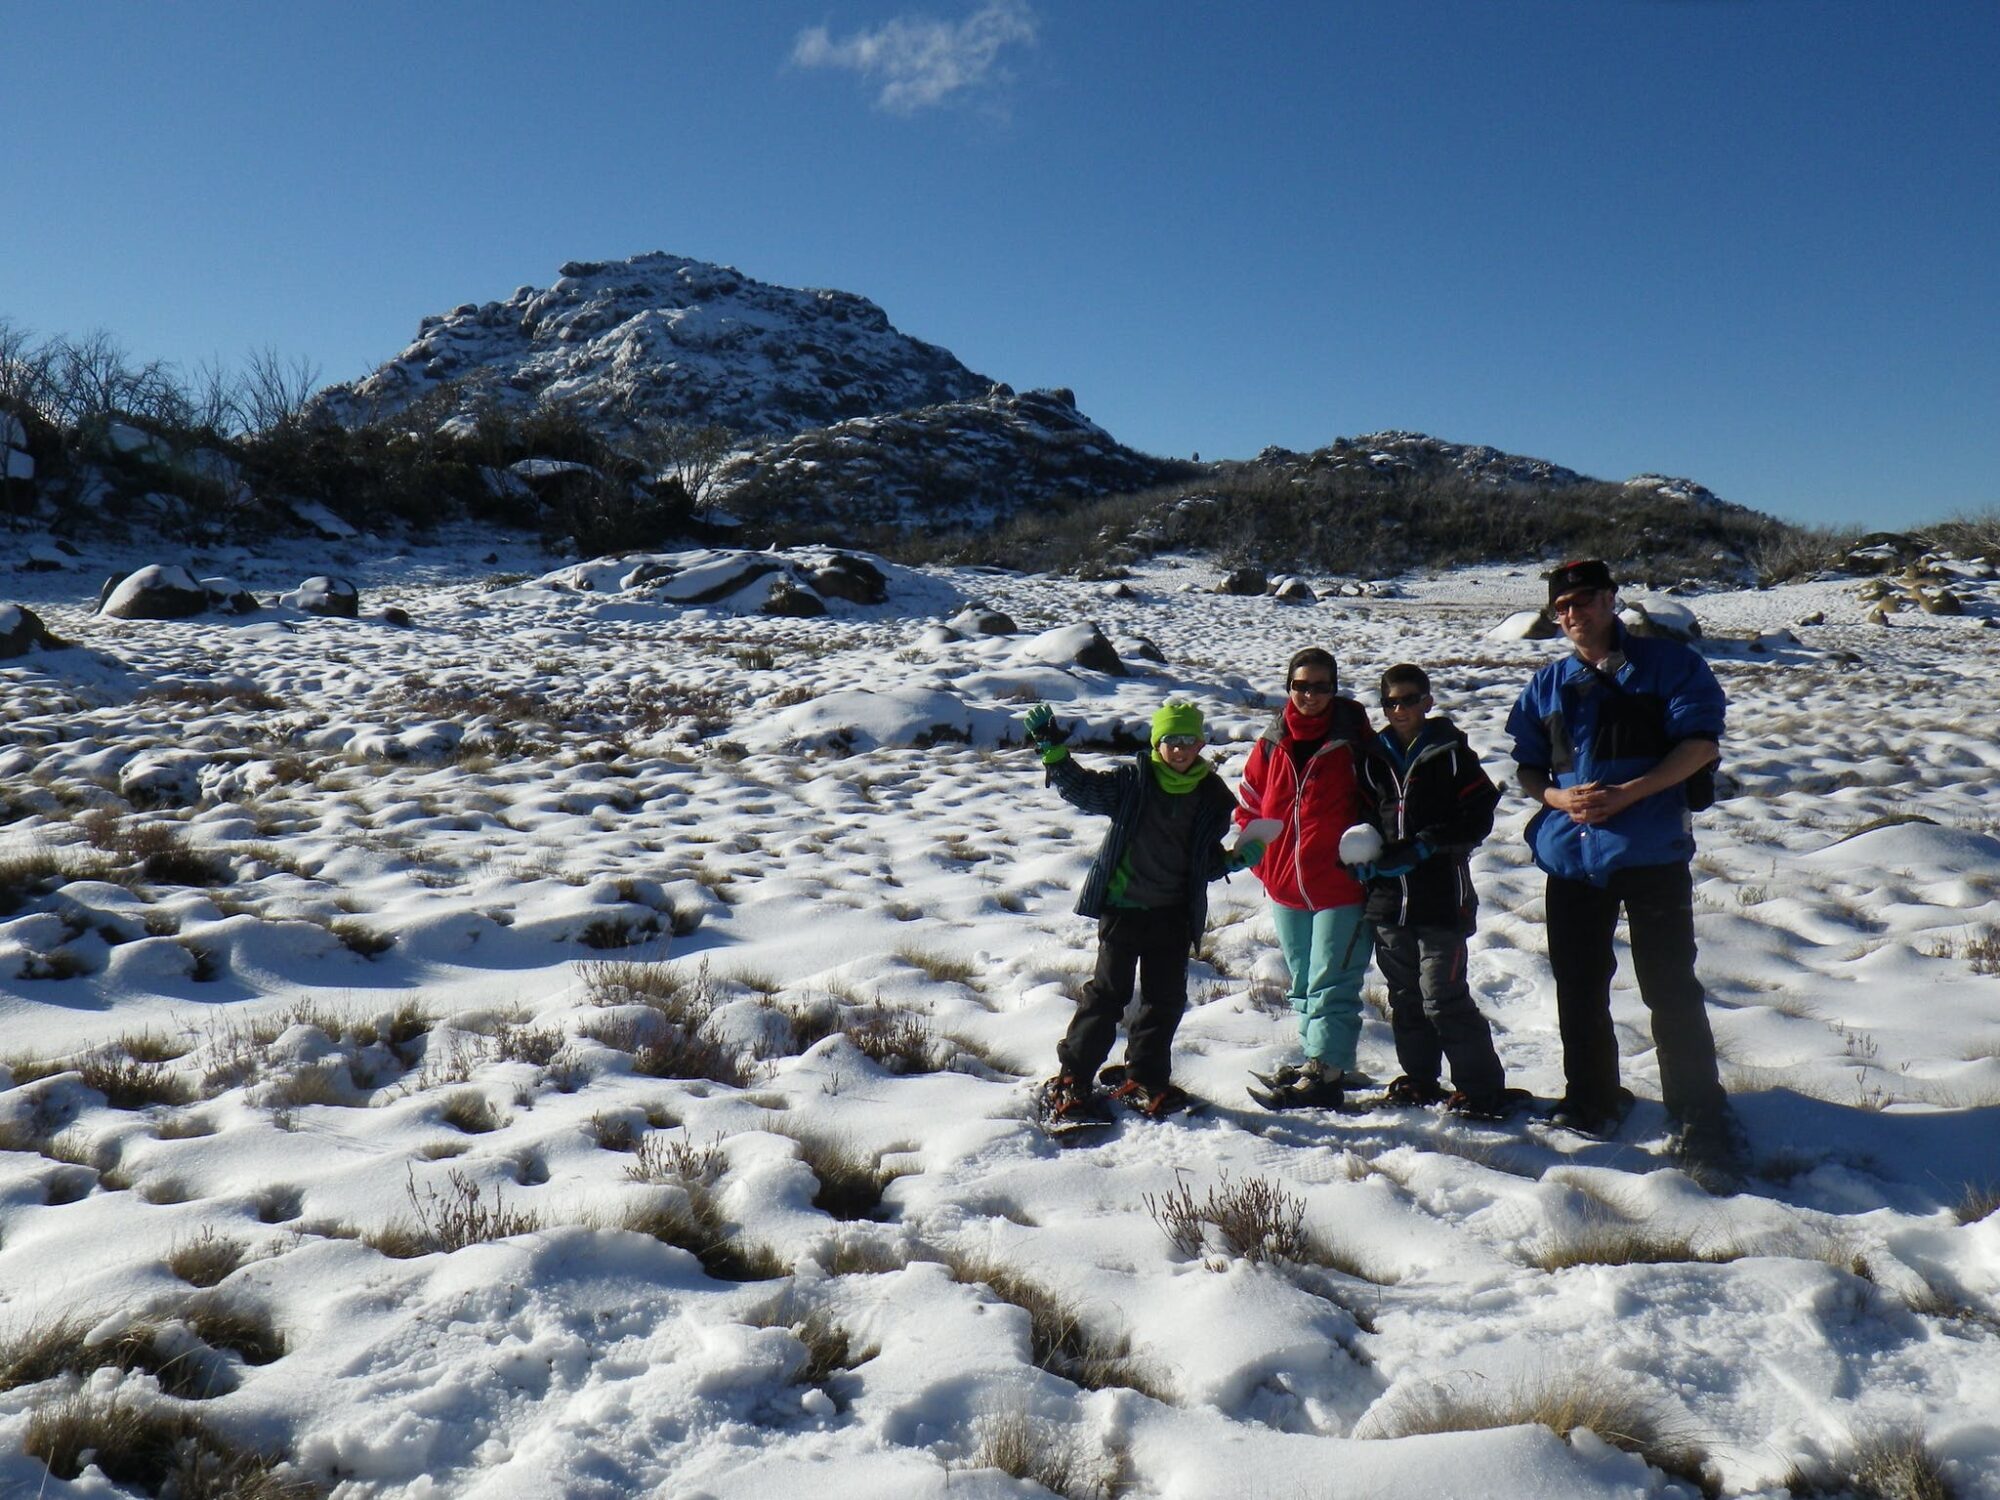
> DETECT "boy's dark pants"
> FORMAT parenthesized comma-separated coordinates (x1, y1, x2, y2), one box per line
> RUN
(1373, 923, 1504, 1099)
(1058, 906, 1189, 1089)
(1544, 863, 1727, 1122)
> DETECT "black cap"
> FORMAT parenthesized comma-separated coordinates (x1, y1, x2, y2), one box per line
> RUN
(1546, 558, 1614, 606)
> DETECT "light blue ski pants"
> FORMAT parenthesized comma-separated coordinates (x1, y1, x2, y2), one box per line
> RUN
(1270, 902, 1371, 1071)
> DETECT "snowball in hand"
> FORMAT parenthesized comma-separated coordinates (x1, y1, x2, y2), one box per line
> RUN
(1338, 824, 1384, 866)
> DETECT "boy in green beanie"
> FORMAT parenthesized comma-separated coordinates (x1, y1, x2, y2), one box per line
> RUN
(1022, 698, 1261, 1120)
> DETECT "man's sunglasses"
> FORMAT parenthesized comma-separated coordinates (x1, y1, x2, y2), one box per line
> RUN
(1288, 679, 1334, 695)
(1159, 734, 1205, 750)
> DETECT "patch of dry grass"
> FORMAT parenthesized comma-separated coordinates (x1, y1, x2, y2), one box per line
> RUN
(946, 1252, 1171, 1401)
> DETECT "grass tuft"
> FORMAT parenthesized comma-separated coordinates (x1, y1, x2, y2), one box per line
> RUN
(786, 1129, 905, 1221)
(26, 1386, 321, 1497)
(1145, 1171, 1309, 1266)
(1357, 1372, 1714, 1494)
(947, 1253, 1170, 1400)
(367, 1167, 540, 1258)
(76, 1052, 195, 1109)
(1788, 1427, 1958, 1500)
(166, 1228, 249, 1288)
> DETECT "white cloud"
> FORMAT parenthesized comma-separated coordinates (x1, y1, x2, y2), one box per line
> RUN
(791, 0, 1038, 115)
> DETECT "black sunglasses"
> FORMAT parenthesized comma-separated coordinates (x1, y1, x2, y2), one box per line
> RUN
(1381, 694, 1424, 709)
(1288, 679, 1334, 695)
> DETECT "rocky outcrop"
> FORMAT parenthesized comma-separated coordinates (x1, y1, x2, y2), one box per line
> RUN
(280, 576, 360, 617)
(312, 251, 992, 440)
(707, 385, 1184, 532)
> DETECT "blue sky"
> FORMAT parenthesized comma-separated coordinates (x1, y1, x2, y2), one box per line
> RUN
(4, 1, 1994, 528)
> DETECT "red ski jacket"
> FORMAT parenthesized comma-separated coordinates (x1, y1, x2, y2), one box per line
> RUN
(1235, 700, 1374, 911)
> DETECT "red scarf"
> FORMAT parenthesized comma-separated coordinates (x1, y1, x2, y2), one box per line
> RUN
(1283, 700, 1333, 743)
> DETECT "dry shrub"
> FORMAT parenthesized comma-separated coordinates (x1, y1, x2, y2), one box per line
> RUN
(368, 1167, 539, 1258)
(77, 1052, 194, 1110)
(1357, 1372, 1713, 1493)
(628, 1130, 727, 1186)
(964, 1403, 1115, 1500)
(167, 1228, 248, 1288)
(331, 918, 394, 957)
(843, 1003, 939, 1073)
(262, 1064, 350, 1111)
(1955, 1181, 2000, 1225)
(437, 1091, 502, 1134)
(1787, 1428, 1957, 1500)
(182, 1296, 285, 1366)
(1145, 1171, 1308, 1265)
(947, 1253, 1169, 1400)
(493, 1020, 566, 1066)
(590, 1110, 641, 1152)
(26, 1386, 321, 1497)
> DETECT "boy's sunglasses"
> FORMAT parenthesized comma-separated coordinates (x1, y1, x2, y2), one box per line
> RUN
(1381, 694, 1424, 709)
(1158, 734, 1205, 750)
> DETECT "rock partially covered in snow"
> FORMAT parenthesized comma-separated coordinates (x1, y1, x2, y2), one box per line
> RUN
(1271, 576, 1317, 602)
(1620, 596, 1701, 641)
(757, 687, 987, 753)
(280, 576, 361, 617)
(0, 605, 53, 659)
(948, 607, 1017, 636)
(98, 565, 208, 620)
(120, 749, 209, 808)
(522, 547, 960, 620)
(1487, 609, 1557, 641)
(201, 577, 260, 615)
(1008, 623, 1127, 676)
(1217, 567, 1268, 597)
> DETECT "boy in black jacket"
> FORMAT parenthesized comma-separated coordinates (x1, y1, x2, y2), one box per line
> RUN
(1352, 665, 1514, 1117)
(1023, 698, 1255, 1120)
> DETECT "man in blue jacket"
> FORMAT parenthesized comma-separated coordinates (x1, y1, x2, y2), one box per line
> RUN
(1506, 560, 1746, 1189)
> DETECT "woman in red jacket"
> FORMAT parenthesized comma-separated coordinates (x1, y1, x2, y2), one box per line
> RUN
(1237, 647, 1377, 1108)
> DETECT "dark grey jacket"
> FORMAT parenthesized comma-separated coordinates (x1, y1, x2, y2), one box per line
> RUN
(1045, 750, 1239, 947)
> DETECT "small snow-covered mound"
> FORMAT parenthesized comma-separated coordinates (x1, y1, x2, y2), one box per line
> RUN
(518, 547, 961, 619)
(1798, 817, 2000, 872)
(744, 686, 1017, 752)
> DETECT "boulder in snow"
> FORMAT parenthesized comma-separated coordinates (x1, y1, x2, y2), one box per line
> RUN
(0, 604, 53, 659)
(1487, 609, 1558, 641)
(1010, 623, 1126, 676)
(280, 575, 360, 617)
(98, 565, 208, 620)
(200, 577, 261, 615)
(948, 607, 1017, 636)
(1217, 567, 1268, 597)
(1619, 597, 1702, 641)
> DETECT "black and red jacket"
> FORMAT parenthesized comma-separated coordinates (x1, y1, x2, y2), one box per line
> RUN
(1235, 698, 1375, 911)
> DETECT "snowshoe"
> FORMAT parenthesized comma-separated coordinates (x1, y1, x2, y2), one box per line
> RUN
(1539, 1087, 1636, 1139)
(1247, 1060, 1346, 1112)
(1099, 1067, 1204, 1119)
(1035, 1074, 1114, 1138)
(1383, 1075, 1451, 1108)
(1444, 1087, 1534, 1122)
(1668, 1106, 1749, 1196)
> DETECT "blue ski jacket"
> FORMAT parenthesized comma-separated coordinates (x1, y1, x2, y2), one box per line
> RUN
(1506, 625, 1725, 883)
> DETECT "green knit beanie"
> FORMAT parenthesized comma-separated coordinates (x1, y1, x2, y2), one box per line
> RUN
(1150, 700, 1205, 747)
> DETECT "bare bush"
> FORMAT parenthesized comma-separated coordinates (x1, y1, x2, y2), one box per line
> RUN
(1145, 1171, 1308, 1266)
(77, 1052, 195, 1110)
(167, 1228, 249, 1288)
(369, 1167, 539, 1257)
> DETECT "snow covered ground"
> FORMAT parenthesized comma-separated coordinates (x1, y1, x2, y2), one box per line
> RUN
(1, 537, 1996, 1499)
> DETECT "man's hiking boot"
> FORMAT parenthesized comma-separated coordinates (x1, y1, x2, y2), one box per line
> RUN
(1669, 1105, 1749, 1195)
(1109, 1077, 1195, 1117)
(1445, 1087, 1532, 1122)
(1384, 1075, 1450, 1108)
(1251, 1059, 1346, 1111)
(1546, 1086, 1636, 1139)
(1039, 1073, 1109, 1125)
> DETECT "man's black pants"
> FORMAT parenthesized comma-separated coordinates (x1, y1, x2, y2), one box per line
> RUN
(1058, 906, 1189, 1090)
(1545, 862, 1727, 1122)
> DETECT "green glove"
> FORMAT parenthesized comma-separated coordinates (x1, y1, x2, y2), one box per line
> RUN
(1229, 838, 1266, 871)
(1023, 702, 1070, 746)
(1038, 742, 1070, 765)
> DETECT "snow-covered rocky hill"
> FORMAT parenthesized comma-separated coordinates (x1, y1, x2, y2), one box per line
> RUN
(2, 537, 1997, 1498)
(1249, 432, 1737, 511)
(312, 252, 995, 438)
(708, 384, 1187, 532)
